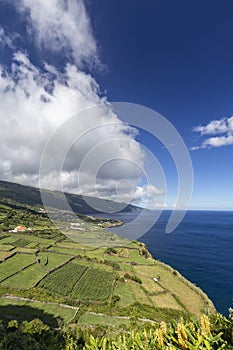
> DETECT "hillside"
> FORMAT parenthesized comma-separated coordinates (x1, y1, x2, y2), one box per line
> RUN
(0, 180, 216, 331)
(0, 180, 140, 214)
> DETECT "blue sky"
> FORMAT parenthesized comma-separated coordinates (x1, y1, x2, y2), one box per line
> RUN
(0, 0, 233, 210)
(87, 0, 233, 210)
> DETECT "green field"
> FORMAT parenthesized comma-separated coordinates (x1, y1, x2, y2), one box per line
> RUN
(0, 253, 35, 281)
(2, 263, 46, 289)
(0, 251, 14, 261)
(0, 297, 76, 326)
(0, 235, 20, 244)
(78, 312, 131, 327)
(113, 281, 135, 306)
(14, 247, 39, 253)
(38, 261, 115, 302)
(48, 246, 80, 255)
(37, 252, 72, 271)
(12, 239, 30, 247)
(0, 243, 15, 251)
(39, 262, 88, 296)
(71, 268, 115, 301)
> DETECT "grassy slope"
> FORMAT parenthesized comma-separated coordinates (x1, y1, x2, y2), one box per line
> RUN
(0, 186, 216, 328)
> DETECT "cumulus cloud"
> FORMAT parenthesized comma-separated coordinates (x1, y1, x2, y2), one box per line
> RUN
(16, 0, 98, 67)
(0, 0, 165, 208)
(0, 51, 143, 186)
(192, 116, 233, 149)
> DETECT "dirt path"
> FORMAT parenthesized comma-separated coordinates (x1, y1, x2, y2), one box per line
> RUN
(1, 295, 78, 310)
(86, 311, 157, 324)
(1, 295, 158, 324)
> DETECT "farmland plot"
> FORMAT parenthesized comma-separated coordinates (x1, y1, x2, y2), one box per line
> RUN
(39, 262, 88, 296)
(0, 253, 35, 281)
(2, 263, 45, 289)
(71, 268, 115, 301)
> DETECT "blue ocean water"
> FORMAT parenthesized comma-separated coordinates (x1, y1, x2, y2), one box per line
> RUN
(105, 210, 233, 316)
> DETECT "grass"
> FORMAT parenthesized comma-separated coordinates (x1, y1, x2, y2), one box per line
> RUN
(78, 312, 131, 327)
(85, 248, 106, 260)
(127, 281, 153, 306)
(65, 230, 127, 248)
(14, 247, 39, 254)
(0, 297, 76, 325)
(113, 281, 135, 306)
(12, 239, 30, 247)
(55, 241, 87, 250)
(92, 261, 113, 272)
(39, 262, 88, 296)
(103, 248, 152, 265)
(71, 268, 115, 301)
(0, 253, 35, 281)
(0, 244, 15, 251)
(132, 264, 207, 314)
(0, 236, 20, 244)
(117, 263, 133, 271)
(150, 292, 184, 310)
(48, 246, 80, 256)
(0, 235, 9, 241)
(129, 249, 151, 264)
(117, 248, 130, 258)
(37, 252, 72, 271)
(25, 241, 51, 249)
(0, 251, 15, 261)
(2, 263, 46, 289)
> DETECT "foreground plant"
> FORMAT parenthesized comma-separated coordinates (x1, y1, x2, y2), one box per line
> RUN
(84, 315, 227, 349)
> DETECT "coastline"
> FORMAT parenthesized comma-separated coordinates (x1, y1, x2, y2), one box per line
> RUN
(101, 214, 217, 315)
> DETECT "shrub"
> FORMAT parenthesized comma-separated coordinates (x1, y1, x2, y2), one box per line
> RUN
(104, 247, 117, 255)
(124, 273, 142, 284)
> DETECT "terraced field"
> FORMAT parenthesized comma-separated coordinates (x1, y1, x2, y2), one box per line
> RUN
(39, 262, 88, 296)
(0, 297, 77, 326)
(38, 262, 115, 302)
(70, 268, 115, 301)
(0, 182, 218, 331)
(0, 253, 35, 281)
(0, 209, 215, 327)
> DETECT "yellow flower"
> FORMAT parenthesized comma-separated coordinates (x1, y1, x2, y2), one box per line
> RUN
(176, 320, 188, 350)
(160, 321, 167, 334)
(200, 314, 211, 335)
(156, 328, 164, 347)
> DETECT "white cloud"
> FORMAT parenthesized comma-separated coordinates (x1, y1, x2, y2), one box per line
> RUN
(0, 0, 164, 208)
(0, 52, 143, 181)
(192, 116, 233, 149)
(16, 0, 98, 67)
(202, 134, 233, 148)
(194, 116, 233, 135)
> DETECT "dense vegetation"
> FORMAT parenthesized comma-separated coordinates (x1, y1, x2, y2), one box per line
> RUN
(39, 262, 115, 301)
(39, 262, 88, 297)
(0, 313, 232, 349)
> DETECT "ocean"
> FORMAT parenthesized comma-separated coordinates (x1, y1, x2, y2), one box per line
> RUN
(105, 210, 233, 316)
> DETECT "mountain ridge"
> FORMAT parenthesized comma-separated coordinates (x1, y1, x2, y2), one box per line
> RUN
(0, 179, 141, 215)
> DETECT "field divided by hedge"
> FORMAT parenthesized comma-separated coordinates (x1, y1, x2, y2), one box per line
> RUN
(71, 268, 115, 301)
(39, 262, 115, 302)
(39, 262, 88, 296)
